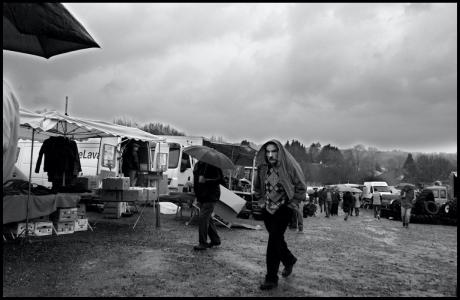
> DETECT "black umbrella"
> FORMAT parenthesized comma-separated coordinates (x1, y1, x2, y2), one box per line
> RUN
(3, 3, 100, 58)
(184, 145, 236, 171)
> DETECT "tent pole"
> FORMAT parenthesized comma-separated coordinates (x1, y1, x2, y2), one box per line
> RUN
(25, 128, 35, 240)
(250, 156, 256, 195)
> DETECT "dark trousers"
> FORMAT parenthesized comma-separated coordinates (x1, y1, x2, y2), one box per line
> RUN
(325, 201, 332, 217)
(198, 201, 220, 246)
(354, 207, 360, 216)
(318, 201, 324, 213)
(263, 205, 297, 283)
(331, 202, 339, 215)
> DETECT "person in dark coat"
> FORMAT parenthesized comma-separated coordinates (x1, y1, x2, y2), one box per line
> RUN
(122, 142, 140, 187)
(342, 191, 354, 221)
(331, 191, 340, 216)
(318, 188, 326, 214)
(192, 161, 225, 251)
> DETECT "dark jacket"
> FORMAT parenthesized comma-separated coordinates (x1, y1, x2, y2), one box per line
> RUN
(193, 161, 225, 203)
(122, 147, 140, 175)
(35, 136, 82, 175)
(342, 191, 354, 212)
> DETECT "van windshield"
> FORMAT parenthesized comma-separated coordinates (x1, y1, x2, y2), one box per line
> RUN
(374, 186, 391, 193)
(168, 146, 180, 169)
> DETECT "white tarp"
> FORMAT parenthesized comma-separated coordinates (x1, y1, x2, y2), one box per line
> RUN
(18, 108, 165, 142)
(3, 80, 20, 183)
(219, 184, 246, 214)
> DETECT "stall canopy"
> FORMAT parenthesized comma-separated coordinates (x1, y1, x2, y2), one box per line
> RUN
(18, 109, 165, 142)
(203, 140, 258, 167)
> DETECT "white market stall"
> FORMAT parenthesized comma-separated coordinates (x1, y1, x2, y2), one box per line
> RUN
(4, 108, 166, 236)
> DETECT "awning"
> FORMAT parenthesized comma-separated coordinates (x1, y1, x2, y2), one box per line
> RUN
(18, 108, 165, 142)
(203, 141, 258, 167)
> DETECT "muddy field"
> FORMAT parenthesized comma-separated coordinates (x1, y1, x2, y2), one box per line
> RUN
(2, 205, 457, 297)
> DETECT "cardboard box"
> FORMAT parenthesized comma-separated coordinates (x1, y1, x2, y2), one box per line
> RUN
(55, 221, 75, 235)
(11, 222, 35, 236)
(34, 221, 53, 236)
(57, 208, 78, 222)
(75, 177, 89, 190)
(144, 187, 157, 200)
(103, 202, 126, 218)
(104, 201, 127, 210)
(76, 203, 86, 216)
(78, 175, 100, 190)
(74, 218, 88, 232)
(101, 190, 140, 202)
(102, 177, 130, 190)
(159, 174, 168, 195)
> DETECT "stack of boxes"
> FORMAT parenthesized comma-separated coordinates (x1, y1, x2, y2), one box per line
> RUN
(101, 177, 135, 218)
(54, 207, 78, 235)
(74, 203, 89, 232)
(75, 176, 100, 190)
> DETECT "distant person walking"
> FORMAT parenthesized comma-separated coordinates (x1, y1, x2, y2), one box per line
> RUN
(254, 139, 307, 290)
(331, 191, 340, 216)
(353, 192, 361, 216)
(372, 192, 382, 220)
(400, 186, 416, 228)
(342, 191, 354, 221)
(325, 188, 333, 217)
(192, 161, 225, 251)
(312, 188, 319, 205)
(318, 188, 326, 214)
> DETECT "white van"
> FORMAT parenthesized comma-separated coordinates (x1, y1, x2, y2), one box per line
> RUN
(362, 181, 392, 201)
(14, 137, 169, 188)
(158, 135, 204, 193)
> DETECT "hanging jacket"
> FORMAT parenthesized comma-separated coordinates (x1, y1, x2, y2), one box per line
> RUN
(35, 136, 81, 176)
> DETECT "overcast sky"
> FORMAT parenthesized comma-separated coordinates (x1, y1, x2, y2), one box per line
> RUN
(3, 3, 457, 153)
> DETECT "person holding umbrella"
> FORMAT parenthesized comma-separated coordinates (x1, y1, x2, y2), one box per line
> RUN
(192, 160, 226, 251)
(253, 139, 307, 290)
(182, 145, 235, 251)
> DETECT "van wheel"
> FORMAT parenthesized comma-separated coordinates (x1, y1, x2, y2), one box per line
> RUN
(424, 201, 439, 215)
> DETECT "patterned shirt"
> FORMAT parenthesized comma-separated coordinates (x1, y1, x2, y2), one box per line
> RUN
(264, 167, 288, 214)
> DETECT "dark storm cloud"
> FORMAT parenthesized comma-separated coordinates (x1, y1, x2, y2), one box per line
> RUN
(2, 3, 457, 153)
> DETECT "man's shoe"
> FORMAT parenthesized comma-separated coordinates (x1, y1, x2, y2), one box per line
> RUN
(259, 280, 278, 290)
(206, 241, 221, 248)
(281, 258, 297, 277)
(193, 244, 208, 251)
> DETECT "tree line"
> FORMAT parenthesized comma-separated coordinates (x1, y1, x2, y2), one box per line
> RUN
(113, 118, 457, 187)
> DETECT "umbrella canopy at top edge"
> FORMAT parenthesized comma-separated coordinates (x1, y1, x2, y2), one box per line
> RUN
(3, 3, 100, 59)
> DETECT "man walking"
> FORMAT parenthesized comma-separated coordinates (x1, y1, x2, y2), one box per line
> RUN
(318, 188, 326, 214)
(192, 161, 225, 251)
(342, 191, 354, 221)
(325, 188, 333, 217)
(372, 191, 382, 220)
(253, 139, 307, 290)
(400, 186, 416, 228)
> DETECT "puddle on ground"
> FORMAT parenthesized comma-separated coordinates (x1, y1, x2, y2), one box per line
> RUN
(215, 249, 263, 273)
(128, 249, 167, 274)
(364, 226, 397, 246)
